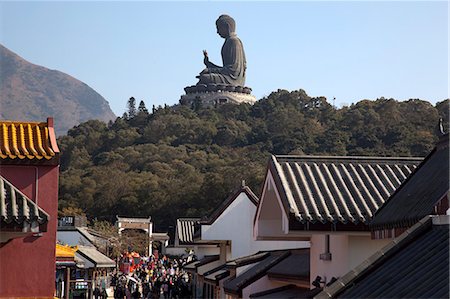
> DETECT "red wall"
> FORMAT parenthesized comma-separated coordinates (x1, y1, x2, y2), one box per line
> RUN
(0, 165, 59, 298)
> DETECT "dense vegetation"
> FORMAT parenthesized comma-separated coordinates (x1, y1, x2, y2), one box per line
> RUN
(58, 89, 448, 233)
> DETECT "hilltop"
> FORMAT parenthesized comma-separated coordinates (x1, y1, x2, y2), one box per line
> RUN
(57, 90, 449, 231)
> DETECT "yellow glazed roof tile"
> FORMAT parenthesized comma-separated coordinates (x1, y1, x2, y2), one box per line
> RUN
(0, 118, 59, 161)
(56, 244, 78, 258)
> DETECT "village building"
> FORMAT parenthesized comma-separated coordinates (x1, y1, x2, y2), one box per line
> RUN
(254, 155, 421, 289)
(184, 254, 222, 298)
(0, 118, 60, 298)
(184, 182, 308, 298)
(166, 217, 220, 259)
(195, 182, 308, 260)
(203, 251, 270, 299)
(370, 133, 449, 238)
(55, 244, 79, 299)
(316, 133, 449, 298)
(222, 249, 313, 299)
(316, 215, 449, 299)
(58, 215, 112, 254)
(57, 215, 116, 298)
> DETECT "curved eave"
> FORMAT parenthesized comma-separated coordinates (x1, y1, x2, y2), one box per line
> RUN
(0, 118, 60, 164)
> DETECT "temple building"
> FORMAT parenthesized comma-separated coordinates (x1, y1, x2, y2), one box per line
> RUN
(0, 118, 60, 298)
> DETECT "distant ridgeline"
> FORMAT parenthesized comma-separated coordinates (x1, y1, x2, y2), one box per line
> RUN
(57, 89, 449, 232)
(0, 44, 116, 136)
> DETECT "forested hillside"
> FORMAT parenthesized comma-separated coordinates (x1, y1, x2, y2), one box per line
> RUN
(58, 89, 449, 231)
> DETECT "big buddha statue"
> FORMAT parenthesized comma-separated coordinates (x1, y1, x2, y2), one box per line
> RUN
(196, 14, 246, 87)
(181, 15, 256, 106)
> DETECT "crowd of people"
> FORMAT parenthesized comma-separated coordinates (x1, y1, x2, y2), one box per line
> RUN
(108, 255, 194, 299)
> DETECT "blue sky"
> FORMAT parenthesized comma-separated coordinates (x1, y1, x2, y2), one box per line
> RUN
(1, 1, 448, 116)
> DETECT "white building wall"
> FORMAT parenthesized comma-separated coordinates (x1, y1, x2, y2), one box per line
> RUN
(202, 194, 254, 259)
(201, 193, 307, 260)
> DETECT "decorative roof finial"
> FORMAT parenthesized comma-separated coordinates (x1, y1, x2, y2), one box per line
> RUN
(241, 180, 246, 187)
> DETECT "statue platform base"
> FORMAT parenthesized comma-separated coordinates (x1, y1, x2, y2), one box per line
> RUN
(180, 84, 257, 107)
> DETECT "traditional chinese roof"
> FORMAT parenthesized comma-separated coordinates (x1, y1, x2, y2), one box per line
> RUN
(76, 245, 115, 268)
(203, 252, 270, 285)
(116, 216, 151, 223)
(266, 249, 309, 282)
(268, 155, 421, 226)
(0, 175, 49, 226)
(226, 251, 270, 267)
(56, 244, 79, 268)
(176, 218, 200, 245)
(184, 255, 220, 271)
(193, 183, 259, 241)
(316, 215, 449, 299)
(371, 134, 449, 230)
(204, 268, 230, 283)
(0, 118, 59, 164)
(223, 250, 291, 296)
(56, 244, 78, 258)
(150, 232, 170, 241)
(200, 184, 259, 225)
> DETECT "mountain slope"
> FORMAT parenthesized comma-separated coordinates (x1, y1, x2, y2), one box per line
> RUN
(57, 91, 448, 231)
(0, 44, 116, 135)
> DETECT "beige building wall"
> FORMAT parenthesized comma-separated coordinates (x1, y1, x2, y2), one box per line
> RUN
(310, 234, 349, 286)
(310, 234, 390, 286)
(347, 235, 390, 270)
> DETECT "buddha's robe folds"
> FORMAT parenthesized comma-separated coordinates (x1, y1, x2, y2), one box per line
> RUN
(198, 33, 246, 86)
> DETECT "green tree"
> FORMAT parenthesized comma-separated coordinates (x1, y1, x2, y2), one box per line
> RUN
(127, 97, 137, 118)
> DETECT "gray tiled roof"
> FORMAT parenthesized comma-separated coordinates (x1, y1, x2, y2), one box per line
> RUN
(76, 245, 116, 268)
(270, 155, 421, 225)
(203, 251, 271, 284)
(371, 134, 449, 229)
(204, 268, 229, 282)
(176, 218, 200, 244)
(316, 216, 449, 299)
(0, 175, 49, 225)
(184, 255, 220, 270)
(223, 250, 291, 296)
(116, 216, 151, 223)
(226, 251, 269, 267)
(251, 285, 321, 299)
(266, 249, 309, 280)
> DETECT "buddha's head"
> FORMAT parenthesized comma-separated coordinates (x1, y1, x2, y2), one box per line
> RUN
(216, 15, 236, 38)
